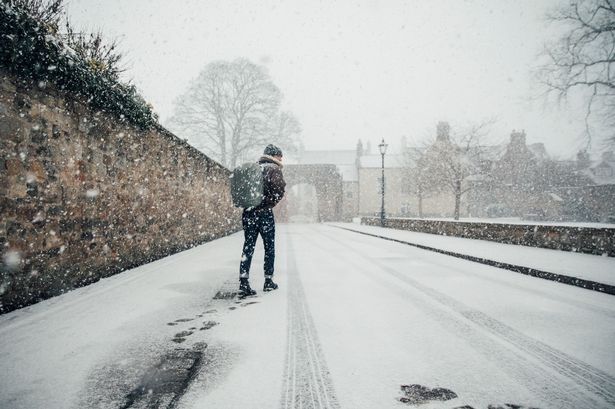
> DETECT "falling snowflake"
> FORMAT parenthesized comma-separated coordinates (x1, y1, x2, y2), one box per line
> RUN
(3, 250, 22, 270)
(85, 189, 100, 199)
(32, 212, 45, 223)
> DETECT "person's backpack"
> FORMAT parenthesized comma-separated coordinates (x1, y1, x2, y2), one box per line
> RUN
(230, 162, 264, 208)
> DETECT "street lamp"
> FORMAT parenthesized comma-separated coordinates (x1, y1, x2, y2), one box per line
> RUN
(378, 138, 388, 227)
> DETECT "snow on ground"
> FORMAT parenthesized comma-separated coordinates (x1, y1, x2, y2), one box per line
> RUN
(280, 225, 615, 409)
(176, 224, 615, 409)
(1, 224, 614, 409)
(175, 276, 287, 409)
(0, 233, 242, 409)
(338, 222, 615, 286)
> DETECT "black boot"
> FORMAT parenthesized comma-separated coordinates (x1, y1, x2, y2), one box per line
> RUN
(263, 277, 278, 292)
(239, 278, 257, 297)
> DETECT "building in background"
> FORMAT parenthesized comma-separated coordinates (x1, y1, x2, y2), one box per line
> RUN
(292, 150, 358, 221)
(357, 153, 408, 218)
(292, 130, 615, 223)
(556, 150, 615, 223)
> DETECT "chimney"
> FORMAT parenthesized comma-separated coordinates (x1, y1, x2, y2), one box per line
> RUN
(576, 149, 590, 170)
(510, 130, 526, 146)
(436, 121, 450, 142)
(356, 139, 364, 157)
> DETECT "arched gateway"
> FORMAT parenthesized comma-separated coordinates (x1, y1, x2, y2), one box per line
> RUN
(277, 164, 343, 222)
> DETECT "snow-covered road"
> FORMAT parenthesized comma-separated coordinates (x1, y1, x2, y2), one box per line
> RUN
(1, 224, 614, 409)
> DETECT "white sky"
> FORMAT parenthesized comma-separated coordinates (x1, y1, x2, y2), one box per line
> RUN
(66, 0, 596, 159)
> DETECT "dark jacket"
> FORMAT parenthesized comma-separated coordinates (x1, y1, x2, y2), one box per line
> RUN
(254, 155, 286, 210)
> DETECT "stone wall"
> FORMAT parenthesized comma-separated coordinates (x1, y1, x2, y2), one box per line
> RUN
(0, 71, 241, 313)
(361, 217, 615, 256)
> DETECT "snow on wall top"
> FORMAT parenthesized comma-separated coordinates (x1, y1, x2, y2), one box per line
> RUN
(337, 164, 358, 182)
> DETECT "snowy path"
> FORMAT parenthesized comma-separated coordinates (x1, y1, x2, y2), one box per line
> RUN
(1, 224, 614, 409)
(281, 225, 615, 409)
(280, 236, 340, 409)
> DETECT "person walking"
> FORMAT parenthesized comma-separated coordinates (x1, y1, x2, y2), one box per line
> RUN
(239, 144, 286, 296)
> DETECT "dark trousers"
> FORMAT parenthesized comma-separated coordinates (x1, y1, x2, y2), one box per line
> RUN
(239, 208, 275, 279)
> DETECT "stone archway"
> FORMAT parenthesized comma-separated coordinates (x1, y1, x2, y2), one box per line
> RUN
(277, 164, 343, 222)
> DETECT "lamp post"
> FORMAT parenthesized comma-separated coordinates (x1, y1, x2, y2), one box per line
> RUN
(378, 138, 388, 227)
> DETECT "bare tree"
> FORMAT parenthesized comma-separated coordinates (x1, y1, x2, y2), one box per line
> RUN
(167, 59, 301, 168)
(272, 111, 302, 156)
(402, 146, 432, 218)
(537, 0, 615, 146)
(420, 121, 494, 220)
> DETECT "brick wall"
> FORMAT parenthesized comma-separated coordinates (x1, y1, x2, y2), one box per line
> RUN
(362, 217, 615, 256)
(0, 71, 241, 313)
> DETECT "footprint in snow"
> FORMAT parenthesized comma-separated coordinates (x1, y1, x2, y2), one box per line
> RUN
(398, 384, 457, 405)
(167, 317, 195, 326)
(450, 403, 542, 408)
(200, 321, 218, 331)
(172, 330, 194, 343)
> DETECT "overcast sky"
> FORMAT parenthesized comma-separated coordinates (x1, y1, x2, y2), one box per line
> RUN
(66, 0, 594, 159)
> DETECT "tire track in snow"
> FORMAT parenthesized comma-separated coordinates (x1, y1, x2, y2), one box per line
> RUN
(384, 266, 615, 407)
(311, 226, 615, 409)
(280, 231, 341, 409)
(460, 309, 615, 404)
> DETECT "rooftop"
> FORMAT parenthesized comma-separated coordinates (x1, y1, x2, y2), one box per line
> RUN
(359, 154, 406, 168)
(300, 150, 356, 165)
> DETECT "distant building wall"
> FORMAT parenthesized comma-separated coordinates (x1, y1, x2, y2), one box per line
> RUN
(359, 167, 405, 216)
(0, 71, 241, 313)
(342, 181, 358, 221)
(420, 192, 458, 217)
(358, 167, 460, 218)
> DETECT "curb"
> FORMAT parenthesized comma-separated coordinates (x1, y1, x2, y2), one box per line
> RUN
(331, 225, 615, 296)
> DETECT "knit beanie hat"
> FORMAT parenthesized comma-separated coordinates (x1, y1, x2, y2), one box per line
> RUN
(264, 144, 283, 157)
